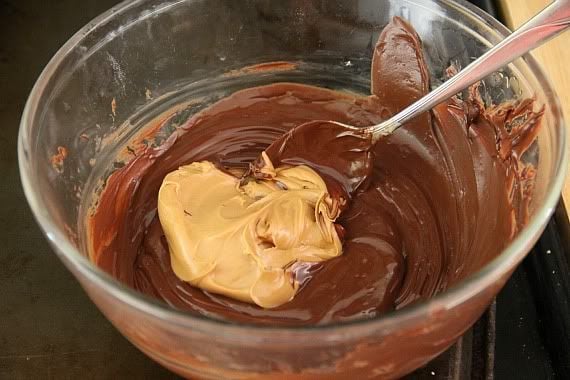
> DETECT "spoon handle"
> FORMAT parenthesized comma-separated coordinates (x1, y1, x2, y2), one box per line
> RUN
(371, 0, 570, 139)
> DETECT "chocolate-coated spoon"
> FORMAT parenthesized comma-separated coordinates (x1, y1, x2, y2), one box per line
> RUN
(251, 0, 569, 200)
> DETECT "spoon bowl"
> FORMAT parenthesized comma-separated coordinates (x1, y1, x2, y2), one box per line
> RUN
(250, 120, 373, 202)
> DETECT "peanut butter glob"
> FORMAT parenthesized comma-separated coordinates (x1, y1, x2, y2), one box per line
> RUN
(157, 155, 342, 308)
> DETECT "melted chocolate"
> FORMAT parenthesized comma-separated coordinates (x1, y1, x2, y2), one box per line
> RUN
(89, 17, 542, 326)
(251, 120, 374, 205)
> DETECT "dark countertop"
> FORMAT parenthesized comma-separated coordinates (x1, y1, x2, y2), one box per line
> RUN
(0, 1, 566, 379)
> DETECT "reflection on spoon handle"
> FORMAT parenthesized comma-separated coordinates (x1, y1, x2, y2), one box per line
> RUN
(371, 0, 570, 141)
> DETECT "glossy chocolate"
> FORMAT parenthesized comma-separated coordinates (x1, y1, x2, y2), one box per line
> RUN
(89, 17, 542, 326)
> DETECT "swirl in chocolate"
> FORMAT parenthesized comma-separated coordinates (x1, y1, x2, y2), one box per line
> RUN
(89, 17, 542, 325)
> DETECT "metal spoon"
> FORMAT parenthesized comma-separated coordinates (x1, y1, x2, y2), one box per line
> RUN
(252, 0, 570, 197)
(369, 0, 570, 141)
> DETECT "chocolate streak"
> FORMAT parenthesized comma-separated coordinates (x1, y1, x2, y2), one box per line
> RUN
(89, 17, 542, 326)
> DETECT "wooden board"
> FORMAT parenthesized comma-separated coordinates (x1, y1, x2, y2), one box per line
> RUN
(498, 0, 570, 213)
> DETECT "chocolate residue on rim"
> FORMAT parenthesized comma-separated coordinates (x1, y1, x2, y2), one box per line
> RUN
(223, 61, 299, 77)
(51, 146, 68, 173)
(88, 17, 542, 326)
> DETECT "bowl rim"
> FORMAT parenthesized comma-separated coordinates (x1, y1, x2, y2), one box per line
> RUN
(18, 0, 569, 338)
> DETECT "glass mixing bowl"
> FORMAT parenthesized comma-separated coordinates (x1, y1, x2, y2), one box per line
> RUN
(19, 0, 567, 378)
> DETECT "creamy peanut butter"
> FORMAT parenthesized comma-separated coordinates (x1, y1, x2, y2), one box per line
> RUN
(157, 154, 342, 308)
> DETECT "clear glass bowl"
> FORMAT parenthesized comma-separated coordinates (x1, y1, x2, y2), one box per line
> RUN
(18, 0, 567, 378)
